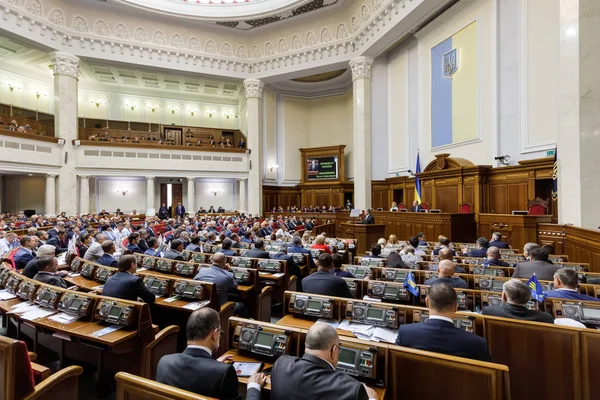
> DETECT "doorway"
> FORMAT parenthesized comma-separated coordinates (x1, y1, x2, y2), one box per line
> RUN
(160, 183, 183, 218)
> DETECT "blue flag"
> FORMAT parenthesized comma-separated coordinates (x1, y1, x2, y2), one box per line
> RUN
(527, 274, 547, 302)
(414, 152, 422, 203)
(404, 271, 420, 296)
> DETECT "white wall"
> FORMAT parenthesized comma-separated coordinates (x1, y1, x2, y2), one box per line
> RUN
(371, 56, 388, 180)
(0, 70, 53, 114)
(96, 177, 146, 213)
(2, 176, 46, 214)
(195, 180, 236, 211)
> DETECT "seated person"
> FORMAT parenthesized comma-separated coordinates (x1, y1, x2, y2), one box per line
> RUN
(434, 248, 465, 273)
(484, 246, 510, 267)
(461, 237, 489, 258)
(217, 238, 236, 256)
(33, 256, 70, 289)
(23, 244, 58, 279)
(271, 323, 377, 400)
(287, 236, 316, 270)
(545, 268, 600, 302)
(432, 236, 456, 256)
(126, 232, 143, 254)
(186, 236, 202, 252)
(417, 232, 428, 246)
(194, 252, 247, 317)
(512, 247, 560, 281)
(482, 279, 554, 323)
(246, 239, 270, 259)
(332, 254, 354, 278)
(97, 240, 118, 267)
(386, 251, 409, 269)
(302, 253, 354, 298)
(400, 236, 426, 256)
(311, 235, 332, 255)
(144, 237, 161, 257)
(400, 246, 421, 269)
(364, 244, 382, 258)
(163, 239, 185, 260)
(395, 281, 491, 361)
(102, 254, 155, 304)
(157, 308, 265, 399)
(46, 230, 68, 254)
(14, 236, 36, 270)
(489, 232, 509, 249)
(84, 233, 106, 262)
(424, 260, 467, 289)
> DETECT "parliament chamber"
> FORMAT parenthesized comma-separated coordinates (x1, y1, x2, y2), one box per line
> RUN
(0, 0, 599, 399)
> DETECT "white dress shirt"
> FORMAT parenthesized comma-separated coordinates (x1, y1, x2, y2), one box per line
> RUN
(428, 315, 454, 324)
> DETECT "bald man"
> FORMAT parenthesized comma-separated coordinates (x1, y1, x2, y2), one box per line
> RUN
(194, 252, 247, 317)
(433, 248, 465, 273)
(484, 246, 510, 267)
(271, 323, 377, 400)
(424, 259, 467, 288)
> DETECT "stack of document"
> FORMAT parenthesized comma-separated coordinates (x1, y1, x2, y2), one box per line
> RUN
(337, 320, 399, 344)
(0, 290, 17, 300)
(9, 302, 57, 321)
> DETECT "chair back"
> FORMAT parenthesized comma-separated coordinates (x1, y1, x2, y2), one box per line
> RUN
(421, 202, 430, 210)
(115, 372, 217, 400)
(527, 197, 548, 215)
(459, 202, 473, 213)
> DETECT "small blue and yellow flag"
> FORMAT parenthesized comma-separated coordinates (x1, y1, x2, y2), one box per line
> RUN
(414, 152, 422, 203)
(526, 274, 547, 302)
(404, 271, 420, 297)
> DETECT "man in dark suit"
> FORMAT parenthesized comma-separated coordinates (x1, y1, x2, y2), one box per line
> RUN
(23, 245, 57, 278)
(175, 202, 186, 218)
(395, 281, 491, 361)
(102, 254, 155, 304)
(270, 323, 377, 400)
(411, 200, 422, 212)
(157, 308, 265, 399)
(432, 236, 456, 257)
(97, 240, 118, 267)
(430, 248, 465, 273)
(288, 236, 316, 271)
(512, 247, 560, 281)
(126, 232, 143, 254)
(163, 239, 185, 261)
(246, 239, 270, 259)
(46, 230, 68, 254)
(489, 232, 509, 249)
(545, 268, 600, 302)
(33, 256, 70, 289)
(158, 203, 169, 220)
(302, 253, 355, 298)
(361, 209, 375, 225)
(14, 236, 36, 270)
(482, 279, 554, 323)
(424, 260, 467, 288)
(461, 237, 489, 258)
(332, 254, 354, 278)
(484, 246, 510, 267)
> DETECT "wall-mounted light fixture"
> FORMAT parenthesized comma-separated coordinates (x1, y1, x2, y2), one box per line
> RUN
(91, 99, 104, 108)
(125, 102, 137, 111)
(223, 111, 235, 120)
(34, 91, 47, 99)
(148, 104, 159, 112)
(269, 164, 279, 172)
(168, 106, 178, 115)
(210, 188, 220, 196)
(116, 189, 129, 196)
(6, 82, 20, 92)
(207, 110, 216, 118)
(188, 108, 198, 116)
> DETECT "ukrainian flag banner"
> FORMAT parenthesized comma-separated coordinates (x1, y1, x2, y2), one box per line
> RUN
(404, 271, 420, 297)
(552, 147, 558, 201)
(414, 152, 422, 204)
(526, 274, 547, 302)
(431, 21, 478, 147)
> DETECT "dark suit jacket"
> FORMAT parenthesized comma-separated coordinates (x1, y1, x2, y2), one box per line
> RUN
(482, 304, 554, 323)
(163, 249, 184, 261)
(411, 206, 422, 212)
(97, 254, 118, 267)
(46, 237, 68, 254)
(271, 353, 368, 400)
(22, 258, 41, 278)
(465, 248, 487, 258)
(545, 289, 600, 302)
(33, 271, 69, 289)
(102, 271, 155, 304)
(302, 270, 354, 298)
(246, 249, 270, 259)
(489, 240, 509, 249)
(513, 260, 560, 281)
(14, 248, 34, 270)
(395, 318, 490, 362)
(485, 258, 510, 267)
(362, 214, 375, 225)
(432, 247, 456, 256)
(156, 347, 259, 400)
(126, 244, 143, 254)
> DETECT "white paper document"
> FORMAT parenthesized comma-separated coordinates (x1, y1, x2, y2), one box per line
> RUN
(21, 308, 57, 321)
(372, 327, 399, 344)
(0, 290, 17, 300)
(315, 318, 340, 329)
(90, 325, 124, 337)
(47, 312, 81, 324)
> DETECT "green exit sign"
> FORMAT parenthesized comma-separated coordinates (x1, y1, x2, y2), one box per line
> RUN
(547, 149, 555, 157)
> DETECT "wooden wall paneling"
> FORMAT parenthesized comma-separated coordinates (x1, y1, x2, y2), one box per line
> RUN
(463, 184, 474, 208)
(507, 183, 528, 212)
(435, 185, 459, 213)
(489, 185, 508, 214)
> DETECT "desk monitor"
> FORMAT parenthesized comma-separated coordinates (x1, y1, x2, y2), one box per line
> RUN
(345, 266, 372, 280)
(71, 258, 83, 272)
(34, 286, 63, 309)
(257, 260, 282, 273)
(236, 322, 290, 358)
(81, 263, 97, 279)
(231, 267, 251, 285)
(289, 253, 305, 265)
(191, 252, 207, 263)
(143, 276, 170, 296)
(429, 209, 441, 213)
(346, 301, 398, 329)
(96, 299, 137, 326)
(337, 345, 377, 379)
(5, 275, 23, 295)
(0, 267, 12, 287)
(289, 293, 333, 318)
(58, 292, 94, 317)
(231, 257, 253, 269)
(369, 282, 408, 301)
(142, 257, 157, 269)
(174, 262, 197, 277)
(174, 280, 205, 300)
(95, 267, 115, 283)
(413, 310, 475, 333)
(512, 210, 529, 215)
(360, 258, 384, 267)
(155, 259, 174, 273)
(16, 280, 39, 301)
(553, 301, 600, 326)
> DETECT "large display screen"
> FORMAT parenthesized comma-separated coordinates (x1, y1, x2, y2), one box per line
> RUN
(255, 332, 274, 348)
(366, 308, 385, 320)
(307, 156, 339, 180)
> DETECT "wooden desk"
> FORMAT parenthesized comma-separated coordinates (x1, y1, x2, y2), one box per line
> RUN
(478, 213, 552, 251)
(276, 314, 317, 329)
(64, 275, 103, 291)
(339, 224, 386, 255)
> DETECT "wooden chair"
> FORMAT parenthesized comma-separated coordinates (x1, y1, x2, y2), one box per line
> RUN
(459, 202, 473, 213)
(388, 344, 510, 400)
(143, 325, 180, 380)
(0, 335, 82, 400)
(421, 202, 430, 210)
(257, 286, 273, 322)
(217, 302, 236, 357)
(398, 203, 407, 210)
(115, 372, 217, 400)
(527, 197, 548, 215)
(580, 331, 600, 400)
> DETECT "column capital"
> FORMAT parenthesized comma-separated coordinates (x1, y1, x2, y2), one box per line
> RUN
(186, 177, 196, 181)
(243, 78, 264, 99)
(79, 175, 90, 180)
(349, 56, 374, 81)
(50, 51, 80, 79)
(145, 176, 155, 181)
(46, 174, 57, 178)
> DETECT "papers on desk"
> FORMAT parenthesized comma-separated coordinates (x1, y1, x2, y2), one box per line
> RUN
(315, 318, 340, 329)
(92, 285, 104, 291)
(90, 324, 124, 337)
(182, 300, 211, 311)
(68, 273, 81, 278)
(337, 320, 399, 344)
(163, 295, 180, 303)
(57, 253, 67, 266)
(362, 295, 382, 302)
(21, 308, 57, 321)
(136, 268, 148, 272)
(0, 290, 17, 300)
(47, 312, 80, 324)
(233, 362, 264, 377)
(9, 302, 38, 314)
(271, 272, 285, 278)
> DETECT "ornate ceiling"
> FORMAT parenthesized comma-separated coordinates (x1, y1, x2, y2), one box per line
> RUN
(108, 0, 341, 29)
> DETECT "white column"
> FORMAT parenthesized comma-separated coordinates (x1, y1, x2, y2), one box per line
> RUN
(187, 177, 196, 214)
(557, 0, 600, 228)
(146, 176, 155, 214)
(238, 178, 247, 213)
(79, 175, 90, 214)
(45, 174, 56, 216)
(244, 78, 264, 217)
(51, 52, 80, 217)
(350, 56, 374, 210)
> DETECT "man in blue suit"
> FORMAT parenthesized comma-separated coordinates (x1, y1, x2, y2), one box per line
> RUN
(175, 202, 186, 218)
(102, 254, 155, 304)
(395, 281, 491, 362)
(97, 240, 118, 267)
(546, 268, 600, 302)
(144, 237, 161, 257)
(489, 232, 510, 249)
(461, 237, 489, 258)
(126, 233, 143, 254)
(216, 238, 236, 256)
(14, 236, 36, 270)
(287, 236, 316, 271)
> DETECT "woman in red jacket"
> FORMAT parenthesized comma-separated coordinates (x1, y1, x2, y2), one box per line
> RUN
(311, 234, 332, 254)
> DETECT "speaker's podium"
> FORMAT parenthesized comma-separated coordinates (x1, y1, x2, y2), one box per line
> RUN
(339, 223, 386, 255)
